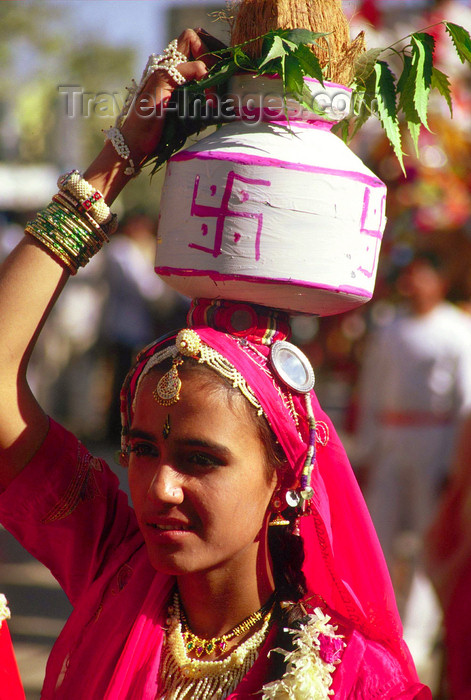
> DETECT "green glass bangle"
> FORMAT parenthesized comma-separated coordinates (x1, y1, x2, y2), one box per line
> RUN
(25, 197, 109, 273)
(25, 224, 78, 274)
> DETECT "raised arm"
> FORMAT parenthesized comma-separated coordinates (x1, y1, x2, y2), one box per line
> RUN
(0, 29, 210, 488)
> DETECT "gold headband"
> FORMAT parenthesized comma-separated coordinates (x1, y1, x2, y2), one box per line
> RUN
(135, 329, 264, 416)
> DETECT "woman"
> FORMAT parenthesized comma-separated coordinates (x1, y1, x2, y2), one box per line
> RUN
(0, 30, 430, 698)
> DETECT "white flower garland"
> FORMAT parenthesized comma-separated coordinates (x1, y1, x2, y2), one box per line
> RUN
(0, 594, 11, 624)
(262, 607, 345, 700)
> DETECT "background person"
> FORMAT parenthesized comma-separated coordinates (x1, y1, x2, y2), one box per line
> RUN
(356, 251, 471, 672)
(357, 252, 471, 568)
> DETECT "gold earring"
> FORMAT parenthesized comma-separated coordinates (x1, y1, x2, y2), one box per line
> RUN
(269, 494, 289, 527)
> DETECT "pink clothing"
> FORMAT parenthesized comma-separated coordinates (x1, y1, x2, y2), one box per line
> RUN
(0, 621, 25, 700)
(0, 419, 430, 699)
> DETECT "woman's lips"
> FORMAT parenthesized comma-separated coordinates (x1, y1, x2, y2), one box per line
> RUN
(146, 518, 194, 534)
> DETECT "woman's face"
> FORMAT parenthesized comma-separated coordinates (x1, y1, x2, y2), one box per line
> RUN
(127, 369, 277, 580)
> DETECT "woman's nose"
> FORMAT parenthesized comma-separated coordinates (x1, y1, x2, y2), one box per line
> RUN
(147, 463, 184, 505)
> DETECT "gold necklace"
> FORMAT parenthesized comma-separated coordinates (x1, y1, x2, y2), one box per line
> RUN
(179, 595, 271, 657)
(158, 593, 274, 700)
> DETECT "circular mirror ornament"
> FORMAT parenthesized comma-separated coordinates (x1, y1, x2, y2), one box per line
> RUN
(286, 490, 301, 508)
(270, 341, 315, 394)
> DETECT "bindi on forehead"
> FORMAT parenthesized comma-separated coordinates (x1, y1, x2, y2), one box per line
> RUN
(163, 415, 171, 439)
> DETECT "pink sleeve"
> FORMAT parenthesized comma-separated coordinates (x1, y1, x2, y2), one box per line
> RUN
(0, 418, 139, 605)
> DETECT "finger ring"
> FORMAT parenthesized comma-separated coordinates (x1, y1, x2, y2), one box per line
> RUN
(156, 62, 187, 86)
(144, 39, 188, 86)
(114, 39, 189, 128)
(157, 39, 188, 66)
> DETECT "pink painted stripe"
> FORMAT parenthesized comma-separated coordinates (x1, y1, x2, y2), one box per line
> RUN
(286, 119, 335, 130)
(155, 266, 372, 299)
(303, 76, 352, 92)
(171, 150, 385, 188)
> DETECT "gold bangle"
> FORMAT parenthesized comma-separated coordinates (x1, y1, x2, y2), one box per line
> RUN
(25, 197, 109, 273)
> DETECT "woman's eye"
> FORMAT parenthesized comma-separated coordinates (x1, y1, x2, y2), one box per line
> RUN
(186, 453, 222, 469)
(181, 452, 221, 469)
(129, 443, 159, 458)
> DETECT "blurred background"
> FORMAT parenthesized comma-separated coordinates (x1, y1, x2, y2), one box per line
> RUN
(1, 0, 471, 697)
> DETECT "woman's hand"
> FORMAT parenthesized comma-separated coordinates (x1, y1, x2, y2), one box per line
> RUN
(84, 28, 221, 204)
(121, 28, 217, 165)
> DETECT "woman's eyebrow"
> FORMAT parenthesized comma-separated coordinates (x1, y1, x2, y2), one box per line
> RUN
(128, 428, 157, 441)
(174, 437, 232, 458)
(127, 429, 231, 458)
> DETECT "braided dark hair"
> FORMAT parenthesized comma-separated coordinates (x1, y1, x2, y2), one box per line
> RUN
(250, 386, 313, 681)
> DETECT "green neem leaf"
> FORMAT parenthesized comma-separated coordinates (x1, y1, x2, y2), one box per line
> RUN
(410, 33, 435, 128)
(284, 29, 330, 46)
(258, 34, 288, 69)
(232, 46, 252, 69)
(396, 54, 421, 155)
(374, 61, 404, 172)
(445, 21, 471, 64)
(284, 52, 305, 96)
(294, 44, 324, 84)
(397, 53, 413, 105)
(354, 47, 383, 84)
(257, 58, 283, 76)
(349, 106, 371, 141)
(403, 105, 421, 158)
(281, 38, 299, 52)
(299, 82, 328, 116)
(195, 60, 239, 90)
(431, 66, 453, 116)
(331, 118, 350, 143)
(349, 70, 376, 139)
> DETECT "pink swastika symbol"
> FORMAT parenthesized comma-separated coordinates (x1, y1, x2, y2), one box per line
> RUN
(189, 171, 271, 260)
(357, 187, 386, 279)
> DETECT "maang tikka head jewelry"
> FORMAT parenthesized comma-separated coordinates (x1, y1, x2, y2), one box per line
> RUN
(153, 329, 202, 406)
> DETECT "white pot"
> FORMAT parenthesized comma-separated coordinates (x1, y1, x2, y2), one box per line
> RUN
(155, 78, 386, 316)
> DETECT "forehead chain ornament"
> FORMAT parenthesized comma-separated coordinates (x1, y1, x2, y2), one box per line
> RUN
(153, 329, 202, 406)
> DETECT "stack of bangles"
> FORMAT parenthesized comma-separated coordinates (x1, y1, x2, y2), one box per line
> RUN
(25, 170, 117, 275)
(25, 39, 188, 273)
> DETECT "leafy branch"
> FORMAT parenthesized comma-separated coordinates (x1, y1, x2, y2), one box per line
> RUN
(147, 21, 471, 175)
(333, 21, 471, 172)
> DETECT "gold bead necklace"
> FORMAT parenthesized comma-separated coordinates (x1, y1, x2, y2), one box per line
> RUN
(179, 594, 272, 657)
